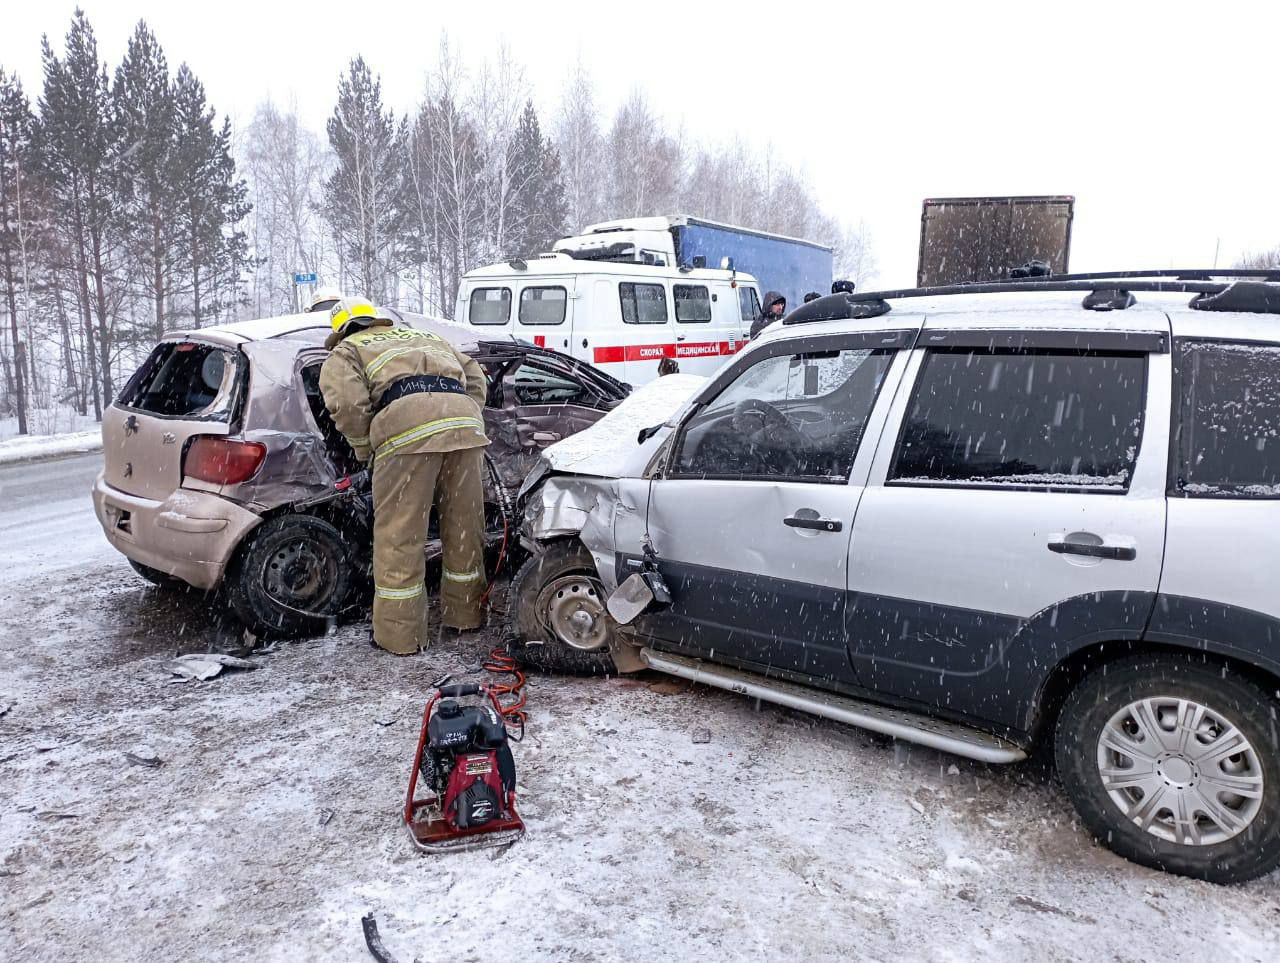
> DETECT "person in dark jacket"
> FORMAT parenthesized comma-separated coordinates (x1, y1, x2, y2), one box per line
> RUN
(803, 291, 822, 304)
(831, 279, 856, 295)
(749, 291, 786, 339)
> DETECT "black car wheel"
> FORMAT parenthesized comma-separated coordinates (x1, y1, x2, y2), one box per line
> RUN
(229, 514, 358, 638)
(507, 541, 619, 675)
(1055, 654, 1280, 883)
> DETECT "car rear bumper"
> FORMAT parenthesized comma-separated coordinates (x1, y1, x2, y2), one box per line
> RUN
(92, 472, 262, 590)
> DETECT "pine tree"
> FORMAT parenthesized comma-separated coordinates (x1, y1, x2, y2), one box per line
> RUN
(113, 20, 178, 341)
(37, 9, 122, 416)
(324, 57, 407, 304)
(172, 65, 249, 326)
(0, 69, 36, 433)
(505, 100, 567, 257)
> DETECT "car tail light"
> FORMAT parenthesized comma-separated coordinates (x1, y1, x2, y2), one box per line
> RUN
(184, 436, 266, 485)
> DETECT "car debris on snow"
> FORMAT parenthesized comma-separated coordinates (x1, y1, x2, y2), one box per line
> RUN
(163, 652, 261, 682)
(0, 702, 12, 719)
(318, 808, 335, 826)
(360, 912, 418, 963)
(692, 728, 711, 744)
(123, 750, 163, 769)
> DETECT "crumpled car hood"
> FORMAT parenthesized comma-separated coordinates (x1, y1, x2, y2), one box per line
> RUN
(535, 373, 706, 480)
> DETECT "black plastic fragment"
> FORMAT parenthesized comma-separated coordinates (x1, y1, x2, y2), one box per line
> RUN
(362, 913, 416, 963)
(1189, 280, 1280, 315)
(1081, 289, 1135, 311)
(782, 292, 891, 325)
(1009, 259, 1053, 278)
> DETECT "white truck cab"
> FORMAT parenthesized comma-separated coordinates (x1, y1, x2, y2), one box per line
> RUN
(456, 254, 763, 385)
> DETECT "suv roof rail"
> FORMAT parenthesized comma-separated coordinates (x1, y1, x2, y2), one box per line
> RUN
(1008, 268, 1280, 283)
(782, 278, 1280, 325)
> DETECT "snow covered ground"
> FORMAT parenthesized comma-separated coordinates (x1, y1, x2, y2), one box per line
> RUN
(2, 453, 1279, 962)
(0, 409, 100, 441)
(0, 428, 102, 465)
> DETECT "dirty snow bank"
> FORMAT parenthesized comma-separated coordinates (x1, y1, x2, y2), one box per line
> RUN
(0, 429, 102, 465)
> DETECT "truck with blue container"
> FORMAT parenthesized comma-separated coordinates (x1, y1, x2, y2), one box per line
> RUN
(555, 216, 834, 311)
(456, 216, 835, 386)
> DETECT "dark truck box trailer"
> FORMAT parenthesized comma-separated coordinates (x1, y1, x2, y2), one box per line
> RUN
(917, 195, 1074, 287)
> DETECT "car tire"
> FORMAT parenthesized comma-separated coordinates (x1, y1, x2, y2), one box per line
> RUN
(1055, 654, 1280, 883)
(128, 559, 188, 591)
(507, 541, 619, 675)
(228, 514, 358, 638)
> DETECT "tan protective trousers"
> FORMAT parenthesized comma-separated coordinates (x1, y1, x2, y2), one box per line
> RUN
(370, 447, 486, 653)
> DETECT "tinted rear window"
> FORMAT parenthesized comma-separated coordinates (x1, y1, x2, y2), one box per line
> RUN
(890, 349, 1146, 490)
(674, 284, 712, 323)
(518, 286, 567, 325)
(1177, 340, 1280, 497)
(619, 283, 668, 324)
(469, 287, 511, 325)
(118, 342, 242, 419)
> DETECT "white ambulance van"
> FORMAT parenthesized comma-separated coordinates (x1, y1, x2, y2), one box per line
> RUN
(455, 254, 763, 385)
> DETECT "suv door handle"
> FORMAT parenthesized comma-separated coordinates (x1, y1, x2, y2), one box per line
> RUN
(1047, 540, 1136, 561)
(784, 515, 842, 533)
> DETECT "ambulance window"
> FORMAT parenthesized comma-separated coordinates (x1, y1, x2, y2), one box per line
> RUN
(739, 287, 762, 321)
(619, 283, 668, 324)
(518, 286, 567, 325)
(469, 287, 511, 325)
(674, 284, 712, 323)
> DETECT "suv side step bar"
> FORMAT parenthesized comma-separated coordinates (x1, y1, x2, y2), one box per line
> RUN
(639, 648, 1026, 764)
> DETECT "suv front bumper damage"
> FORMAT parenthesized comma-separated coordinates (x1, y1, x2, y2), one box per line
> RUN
(520, 475, 623, 596)
(92, 472, 263, 590)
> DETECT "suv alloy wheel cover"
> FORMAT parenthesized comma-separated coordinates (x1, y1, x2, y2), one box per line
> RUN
(1097, 696, 1264, 846)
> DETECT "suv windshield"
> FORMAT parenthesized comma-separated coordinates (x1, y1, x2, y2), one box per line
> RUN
(117, 341, 243, 420)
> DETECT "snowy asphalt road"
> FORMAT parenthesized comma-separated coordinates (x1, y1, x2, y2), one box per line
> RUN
(2, 454, 1280, 961)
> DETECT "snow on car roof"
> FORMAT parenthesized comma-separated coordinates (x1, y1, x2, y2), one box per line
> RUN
(463, 252, 757, 284)
(176, 312, 329, 345)
(173, 310, 504, 351)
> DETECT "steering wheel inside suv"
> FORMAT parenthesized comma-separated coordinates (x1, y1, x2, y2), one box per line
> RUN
(732, 398, 811, 454)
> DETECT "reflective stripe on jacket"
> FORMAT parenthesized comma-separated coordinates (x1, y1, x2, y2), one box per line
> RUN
(318, 321, 489, 461)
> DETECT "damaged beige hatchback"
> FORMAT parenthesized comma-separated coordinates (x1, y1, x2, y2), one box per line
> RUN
(92, 309, 629, 636)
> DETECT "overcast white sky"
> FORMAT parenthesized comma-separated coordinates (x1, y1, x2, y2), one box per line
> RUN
(4, 1, 1278, 286)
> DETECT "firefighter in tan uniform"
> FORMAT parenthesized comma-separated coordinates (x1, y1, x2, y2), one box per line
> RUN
(318, 298, 489, 654)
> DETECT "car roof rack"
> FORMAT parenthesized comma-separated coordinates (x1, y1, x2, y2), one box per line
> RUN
(783, 275, 1280, 325)
(1007, 268, 1280, 283)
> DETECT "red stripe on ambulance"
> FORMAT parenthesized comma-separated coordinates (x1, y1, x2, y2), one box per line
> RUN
(591, 340, 746, 365)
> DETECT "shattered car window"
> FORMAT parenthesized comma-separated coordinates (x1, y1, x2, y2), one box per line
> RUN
(891, 349, 1145, 490)
(511, 362, 591, 406)
(673, 348, 894, 482)
(1178, 340, 1280, 497)
(116, 341, 242, 420)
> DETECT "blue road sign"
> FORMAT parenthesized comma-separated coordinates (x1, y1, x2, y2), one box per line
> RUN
(294, 272, 317, 284)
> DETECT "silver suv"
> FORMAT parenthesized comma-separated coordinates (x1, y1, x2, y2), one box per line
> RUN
(509, 271, 1280, 882)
